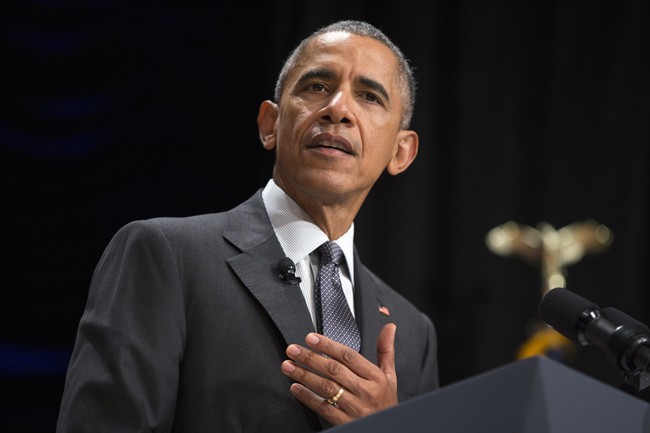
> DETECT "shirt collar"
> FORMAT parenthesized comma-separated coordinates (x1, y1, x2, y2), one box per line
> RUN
(261, 179, 355, 279)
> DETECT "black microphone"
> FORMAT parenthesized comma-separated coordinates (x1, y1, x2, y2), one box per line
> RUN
(277, 258, 302, 285)
(539, 288, 650, 373)
(602, 307, 650, 334)
(602, 307, 650, 373)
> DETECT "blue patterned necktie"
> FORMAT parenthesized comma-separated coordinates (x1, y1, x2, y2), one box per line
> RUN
(314, 241, 361, 351)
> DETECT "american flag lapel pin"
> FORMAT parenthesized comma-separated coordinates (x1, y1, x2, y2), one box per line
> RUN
(378, 305, 390, 316)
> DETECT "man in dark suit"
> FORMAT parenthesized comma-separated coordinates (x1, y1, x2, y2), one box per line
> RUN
(57, 20, 438, 432)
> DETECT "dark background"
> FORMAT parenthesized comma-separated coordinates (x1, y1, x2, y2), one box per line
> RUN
(1, 1, 648, 431)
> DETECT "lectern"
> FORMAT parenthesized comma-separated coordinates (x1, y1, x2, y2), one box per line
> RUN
(327, 356, 649, 433)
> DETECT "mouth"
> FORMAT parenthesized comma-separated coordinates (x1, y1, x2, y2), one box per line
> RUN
(306, 133, 355, 156)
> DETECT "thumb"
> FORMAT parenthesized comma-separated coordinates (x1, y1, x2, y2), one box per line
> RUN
(377, 323, 397, 381)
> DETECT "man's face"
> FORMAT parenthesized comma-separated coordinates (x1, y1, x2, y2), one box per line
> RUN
(259, 32, 416, 207)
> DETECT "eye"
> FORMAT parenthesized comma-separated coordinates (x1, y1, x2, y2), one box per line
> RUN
(362, 91, 383, 105)
(308, 82, 327, 92)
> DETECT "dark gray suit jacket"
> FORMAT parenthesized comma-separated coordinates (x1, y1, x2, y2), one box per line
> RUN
(57, 191, 438, 432)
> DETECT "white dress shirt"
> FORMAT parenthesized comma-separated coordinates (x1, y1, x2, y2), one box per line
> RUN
(261, 179, 355, 329)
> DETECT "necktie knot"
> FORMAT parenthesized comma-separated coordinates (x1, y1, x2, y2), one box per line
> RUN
(317, 241, 343, 266)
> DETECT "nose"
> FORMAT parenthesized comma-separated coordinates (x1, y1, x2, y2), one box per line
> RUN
(319, 90, 354, 125)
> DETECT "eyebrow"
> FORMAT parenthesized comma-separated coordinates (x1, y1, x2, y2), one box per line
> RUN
(296, 68, 391, 103)
(296, 68, 335, 87)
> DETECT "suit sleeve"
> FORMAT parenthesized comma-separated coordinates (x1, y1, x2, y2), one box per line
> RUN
(418, 312, 440, 393)
(57, 220, 186, 433)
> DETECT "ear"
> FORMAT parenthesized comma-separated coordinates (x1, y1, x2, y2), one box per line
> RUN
(257, 100, 279, 150)
(386, 130, 418, 175)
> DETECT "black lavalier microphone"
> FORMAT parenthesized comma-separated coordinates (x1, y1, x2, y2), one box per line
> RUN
(277, 258, 302, 285)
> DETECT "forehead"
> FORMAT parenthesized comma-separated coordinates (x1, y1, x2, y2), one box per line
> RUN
(288, 32, 401, 91)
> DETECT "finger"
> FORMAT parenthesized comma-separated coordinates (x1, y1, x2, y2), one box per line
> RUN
(282, 345, 351, 396)
(282, 360, 369, 421)
(376, 323, 397, 385)
(287, 383, 352, 426)
(303, 333, 377, 381)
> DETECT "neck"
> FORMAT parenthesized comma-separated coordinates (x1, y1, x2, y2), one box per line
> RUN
(299, 199, 362, 240)
(273, 176, 368, 240)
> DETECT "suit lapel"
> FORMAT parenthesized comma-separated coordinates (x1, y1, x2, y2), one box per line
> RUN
(224, 192, 315, 347)
(222, 191, 392, 361)
(354, 251, 393, 364)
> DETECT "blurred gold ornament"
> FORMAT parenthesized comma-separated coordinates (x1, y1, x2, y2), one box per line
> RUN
(486, 219, 613, 295)
(486, 219, 613, 360)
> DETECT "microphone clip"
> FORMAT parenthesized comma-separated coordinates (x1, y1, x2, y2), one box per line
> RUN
(277, 258, 302, 285)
